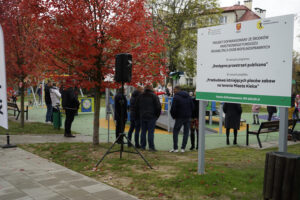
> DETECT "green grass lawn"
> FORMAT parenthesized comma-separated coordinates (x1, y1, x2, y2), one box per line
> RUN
(0, 120, 67, 135)
(20, 142, 300, 200)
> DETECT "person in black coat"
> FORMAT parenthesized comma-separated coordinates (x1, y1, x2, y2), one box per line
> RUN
(127, 86, 143, 147)
(44, 80, 53, 123)
(135, 85, 161, 151)
(267, 106, 277, 121)
(190, 94, 199, 150)
(37, 84, 42, 105)
(223, 103, 242, 145)
(170, 86, 194, 152)
(114, 88, 128, 143)
(61, 83, 80, 137)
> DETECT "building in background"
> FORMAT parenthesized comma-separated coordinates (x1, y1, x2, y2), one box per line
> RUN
(177, 0, 266, 86)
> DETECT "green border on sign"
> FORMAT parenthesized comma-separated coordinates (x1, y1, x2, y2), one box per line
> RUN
(196, 92, 291, 107)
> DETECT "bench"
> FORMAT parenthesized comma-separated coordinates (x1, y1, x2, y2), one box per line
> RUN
(7, 102, 28, 120)
(246, 119, 297, 148)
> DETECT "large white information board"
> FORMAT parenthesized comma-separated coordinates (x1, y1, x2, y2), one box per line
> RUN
(0, 25, 8, 129)
(196, 15, 294, 107)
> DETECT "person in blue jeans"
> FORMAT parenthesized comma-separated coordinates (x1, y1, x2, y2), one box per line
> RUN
(135, 85, 161, 151)
(170, 86, 194, 153)
(127, 86, 143, 148)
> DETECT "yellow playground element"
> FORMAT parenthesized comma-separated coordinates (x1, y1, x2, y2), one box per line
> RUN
(99, 118, 171, 135)
(100, 116, 247, 135)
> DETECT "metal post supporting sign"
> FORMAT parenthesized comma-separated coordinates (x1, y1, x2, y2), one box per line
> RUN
(279, 107, 288, 152)
(198, 100, 207, 174)
(219, 103, 223, 135)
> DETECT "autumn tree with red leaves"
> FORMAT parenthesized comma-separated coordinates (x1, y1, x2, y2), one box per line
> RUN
(0, 0, 44, 127)
(32, 0, 167, 145)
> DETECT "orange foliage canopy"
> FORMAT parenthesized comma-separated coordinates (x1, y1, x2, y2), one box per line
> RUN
(30, 0, 167, 90)
(0, 0, 44, 87)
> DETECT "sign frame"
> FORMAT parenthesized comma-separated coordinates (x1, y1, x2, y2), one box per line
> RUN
(196, 15, 294, 107)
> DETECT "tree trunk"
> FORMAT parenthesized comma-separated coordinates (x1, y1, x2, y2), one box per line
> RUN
(20, 82, 25, 128)
(263, 152, 300, 200)
(93, 86, 101, 145)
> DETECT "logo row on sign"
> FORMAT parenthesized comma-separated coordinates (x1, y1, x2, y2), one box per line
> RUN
(236, 20, 264, 32)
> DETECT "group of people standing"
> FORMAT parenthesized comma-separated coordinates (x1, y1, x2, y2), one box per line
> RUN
(116, 84, 246, 150)
(44, 80, 79, 137)
(115, 85, 198, 152)
(115, 85, 161, 151)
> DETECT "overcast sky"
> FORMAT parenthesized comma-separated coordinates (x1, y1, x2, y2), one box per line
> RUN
(218, 0, 300, 52)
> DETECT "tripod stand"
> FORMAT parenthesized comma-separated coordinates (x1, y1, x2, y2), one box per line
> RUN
(95, 83, 152, 169)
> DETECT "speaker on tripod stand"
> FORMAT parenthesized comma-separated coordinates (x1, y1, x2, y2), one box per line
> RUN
(114, 53, 132, 143)
(95, 53, 152, 169)
(115, 53, 132, 83)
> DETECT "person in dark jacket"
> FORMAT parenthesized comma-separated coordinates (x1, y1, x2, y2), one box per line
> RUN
(127, 86, 143, 148)
(114, 88, 128, 143)
(190, 94, 199, 150)
(37, 83, 42, 105)
(170, 86, 194, 153)
(61, 83, 80, 137)
(267, 106, 277, 121)
(135, 85, 161, 151)
(44, 80, 53, 123)
(223, 103, 242, 145)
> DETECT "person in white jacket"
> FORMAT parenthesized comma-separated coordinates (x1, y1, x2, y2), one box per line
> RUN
(50, 83, 61, 129)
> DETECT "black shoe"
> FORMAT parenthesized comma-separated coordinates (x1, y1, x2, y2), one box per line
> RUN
(190, 146, 195, 150)
(149, 148, 157, 152)
(135, 144, 141, 149)
(128, 143, 133, 147)
(65, 134, 76, 138)
(226, 138, 230, 145)
(141, 147, 146, 150)
(233, 140, 237, 145)
(252, 122, 256, 125)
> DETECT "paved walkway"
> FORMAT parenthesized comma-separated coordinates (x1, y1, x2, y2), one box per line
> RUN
(0, 147, 138, 200)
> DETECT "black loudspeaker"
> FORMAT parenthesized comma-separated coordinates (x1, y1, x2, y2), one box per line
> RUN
(115, 53, 132, 83)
